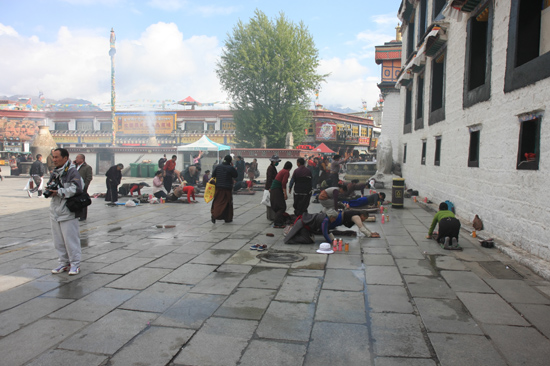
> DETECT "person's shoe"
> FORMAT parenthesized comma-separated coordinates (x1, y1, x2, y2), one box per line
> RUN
(211, 217, 215, 224)
(225, 220, 233, 223)
(79, 218, 86, 221)
(52, 265, 69, 274)
(443, 237, 451, 249)
(250, 244, 260, 250)
(68, 266, 80, 275)
(256, 244, 267, 252)
(27, 190, 32, 198)
(451, 237, 459, 249)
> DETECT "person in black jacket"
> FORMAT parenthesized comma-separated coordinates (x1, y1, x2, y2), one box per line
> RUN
(235, 155, 245, 182)
(105, 164, 124, 202)
(211, 155, 238, 223)
(288, 157, 312, 216)
(28, 154, 47, 197)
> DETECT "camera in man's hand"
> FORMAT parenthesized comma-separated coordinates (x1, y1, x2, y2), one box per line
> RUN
(43, 181, 59, 198)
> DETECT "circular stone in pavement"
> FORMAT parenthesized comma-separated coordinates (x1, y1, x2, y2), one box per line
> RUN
(257, 252, 305, 263)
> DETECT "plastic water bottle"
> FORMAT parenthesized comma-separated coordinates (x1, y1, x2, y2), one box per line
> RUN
(380, 205, 384, 214)
(381, 215, 385, 224)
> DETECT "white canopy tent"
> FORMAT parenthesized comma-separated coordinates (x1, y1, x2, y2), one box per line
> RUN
(176, 135, 231, 166)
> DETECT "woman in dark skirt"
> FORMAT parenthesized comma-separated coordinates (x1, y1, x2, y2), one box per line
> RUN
(105, 164, 123, 202)
(211, 155, 238, 223)
(269, 161, 293, 228)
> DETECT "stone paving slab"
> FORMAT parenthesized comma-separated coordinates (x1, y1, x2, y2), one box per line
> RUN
(59, 309, 158, 355)
(316, 290, 367, 323)
(275, 275, 321, 302)
(390, 246, 425, 259)
(43, 273, 121, 299)
(370, 313, 431, 357)
(513, 303, 550, 338)
(144, 252, 197, 269)
(154, 293, 226, 329)
(0, 297, 74, 336)
(256, 301, 315, 341)
(367, 285, 414, 313)
(214, 288, 276, 320)
(0, 318, 88, 366)
(366, 266, 403, 286)
(239, 267, 288, 289)
(440, 271, 494, 293)
(326, 254, 363, 269)
(322, 268, 364, 291)
(396, 258, 437, 276)
(414, 298, 483, 335)
(94, 256, 154, 274)
(456, 292, 529, 326)
(304, 322, 371, 366)
(364, 254, 395, 266)
(485, 278, 550, 304)
(106, 267, 172, 290)
(483, 324, 550, 365)
(109, 326, 195, 366)
(49, 287, 138, 322)
(160, 263, 217, 284)
(428, 333, 506, 366)
(190, 249, 236, 265)
(119, 282, 191, 312)
(404, 275, 456, 299)
(25, 349, 108, 366)
(190, 271, 247, 295)
(173, 317, 257, 366)
(239, 340, 307, 366)
(374, 358, 436, 366)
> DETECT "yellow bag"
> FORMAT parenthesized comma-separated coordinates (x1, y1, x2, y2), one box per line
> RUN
(204, 178, 216, 203)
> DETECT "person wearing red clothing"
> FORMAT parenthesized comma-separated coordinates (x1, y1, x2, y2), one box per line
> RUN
(182, 185, 198, 203)
(163, 155, 177, 193)
(269, 161, 293, 228)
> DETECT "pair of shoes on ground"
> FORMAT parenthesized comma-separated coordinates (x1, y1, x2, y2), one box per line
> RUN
(250, 244, 267, 251)
(442, 237, 461, 250)
(51, 264, 80, 275)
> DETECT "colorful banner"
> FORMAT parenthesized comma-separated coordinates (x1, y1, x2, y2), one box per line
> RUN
(358, 137, 371, 146)
(116, 112, 176, 135)
(81, 136, 112, 143)
(315, 122, 337, 141)
(52, 136, 79, 143)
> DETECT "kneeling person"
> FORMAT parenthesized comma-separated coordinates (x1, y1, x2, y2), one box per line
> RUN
(284, 210, 338, 244)
(427, 202, 461, 249)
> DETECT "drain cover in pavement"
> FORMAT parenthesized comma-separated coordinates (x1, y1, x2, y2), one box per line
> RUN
(257, 252, 305, 263)
(479, 261, 523, 279)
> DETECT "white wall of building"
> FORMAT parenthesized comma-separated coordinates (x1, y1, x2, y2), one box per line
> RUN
(398, 2, 550, 260)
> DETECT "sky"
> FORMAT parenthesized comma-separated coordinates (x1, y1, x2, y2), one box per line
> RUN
(0, 0, 402, 111)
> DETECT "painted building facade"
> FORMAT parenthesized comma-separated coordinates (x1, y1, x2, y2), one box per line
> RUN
(396, 0, 550, 260)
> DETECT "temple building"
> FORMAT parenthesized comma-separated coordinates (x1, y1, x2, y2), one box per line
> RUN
(395, 0, 550, 262)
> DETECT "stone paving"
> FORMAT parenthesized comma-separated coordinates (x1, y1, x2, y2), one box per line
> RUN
(1, 176, 550, 365)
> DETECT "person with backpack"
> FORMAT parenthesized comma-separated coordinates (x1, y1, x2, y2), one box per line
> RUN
(426, 202, 461, 250)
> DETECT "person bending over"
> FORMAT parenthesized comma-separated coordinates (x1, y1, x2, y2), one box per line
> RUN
(426, 202, 461, 249)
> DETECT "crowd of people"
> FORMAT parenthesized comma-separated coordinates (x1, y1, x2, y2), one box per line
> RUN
(10, 147, 461, 277)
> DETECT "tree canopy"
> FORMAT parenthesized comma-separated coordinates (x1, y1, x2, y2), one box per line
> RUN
(216, 10, 326, 148)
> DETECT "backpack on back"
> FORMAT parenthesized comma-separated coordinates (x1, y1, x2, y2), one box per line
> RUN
(445, 200, 455, 214)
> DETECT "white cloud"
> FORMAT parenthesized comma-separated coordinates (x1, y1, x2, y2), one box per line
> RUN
(194, 5, 239, 17)
(316, 57, 381, 110)
(0, 22, 226, 104)
(371, 13, 400, 25)
(147, 0, 188, 11)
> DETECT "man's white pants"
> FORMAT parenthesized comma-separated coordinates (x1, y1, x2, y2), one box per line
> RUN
(51, 218, 81, 267)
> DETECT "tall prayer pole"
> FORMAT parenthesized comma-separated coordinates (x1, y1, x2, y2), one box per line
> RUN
(109, 28, 117, 146)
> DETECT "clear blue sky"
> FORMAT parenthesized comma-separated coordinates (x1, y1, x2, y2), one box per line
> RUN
(1, 0, 402, 110)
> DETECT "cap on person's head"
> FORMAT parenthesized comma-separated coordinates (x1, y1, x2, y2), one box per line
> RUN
(326, 209, 339, 219)
(224, 154, 232, 163)
(139, 182, 150, 187)
(269, 155, 281, 162)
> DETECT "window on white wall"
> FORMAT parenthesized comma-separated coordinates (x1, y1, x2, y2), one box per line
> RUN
(403, 144, 407, 164)
(517, 114, 542, 170)
(468, 127, 480, 168)
(434, 136, 441, 166)
(421, 139, 427, 165)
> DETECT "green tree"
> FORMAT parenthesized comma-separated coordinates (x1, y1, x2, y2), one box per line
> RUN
(216, 10, 326, 148)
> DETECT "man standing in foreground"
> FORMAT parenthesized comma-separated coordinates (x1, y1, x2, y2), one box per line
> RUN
(289, 157, 312, 216)
(74, 154, 93, 221)
(47, 148, 84, 276)
(28, 154, 46, 197)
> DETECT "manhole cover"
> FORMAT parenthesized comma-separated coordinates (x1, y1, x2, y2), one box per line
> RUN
(257, 252, 305, 263)
(479, 261, 523, 279)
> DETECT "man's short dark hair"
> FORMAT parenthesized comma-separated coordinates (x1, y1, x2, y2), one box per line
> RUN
(379, 192, 386, 200)
(77, 154, 86, 161)
(297, 157, 305, 166)
(117, 163, 124, 169)
(333, 154, 341, 160)
(155, 170, 163, 176)
(36, 154, 42, 160)
(439, 202, 448, 211)
(283, 161, 293, 170)
(172, 155, 177, 159)
(54, 148, 69, 158)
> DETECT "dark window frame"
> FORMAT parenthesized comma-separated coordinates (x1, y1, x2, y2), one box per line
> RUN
(433, 0, 447, 21)
(504, 1, 550, 92)
(434, 136, 442, 166)
(54, 122, 69, 131)
(429, 49, 446, 125)
(468, 128, 480, 168)
(516, 115, 542, 171)
(421, 139, 427, 165)
(418, 0, 428, 44)
(403, 143, 407, 164)
(406, 15, 416, 59)
(463, 2, 493, 108)
(404, 85, 413, 134)
(415, 72, 425, 130)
